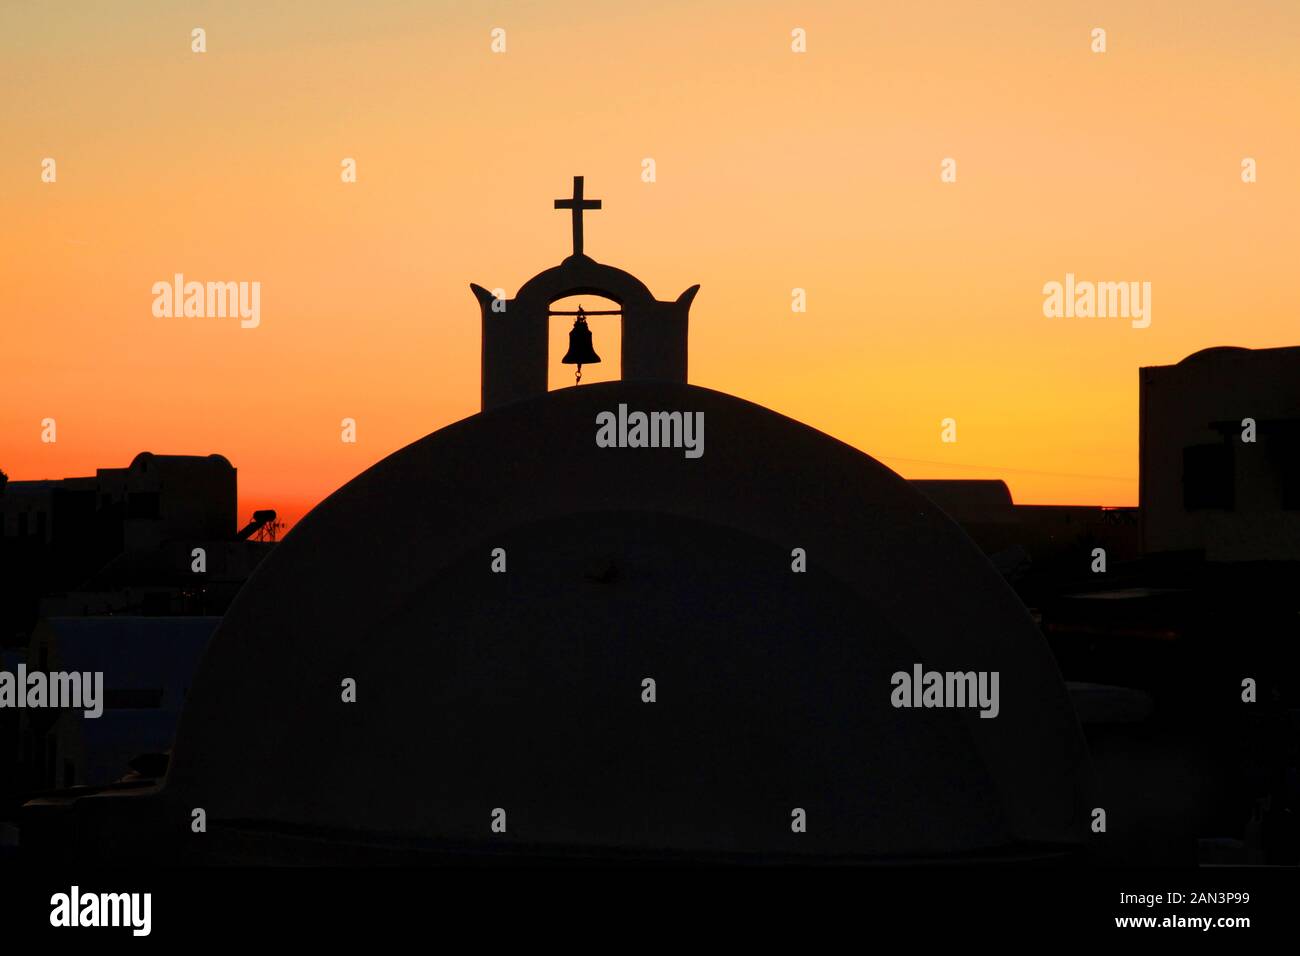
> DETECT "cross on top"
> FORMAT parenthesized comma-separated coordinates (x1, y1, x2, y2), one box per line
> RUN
(554, 175, 602, 258)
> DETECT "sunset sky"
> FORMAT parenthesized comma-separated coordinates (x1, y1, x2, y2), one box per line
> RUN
(3, 0, 1298, 528)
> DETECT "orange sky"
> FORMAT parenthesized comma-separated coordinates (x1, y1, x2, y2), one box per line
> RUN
(3, 1, 1298, 528)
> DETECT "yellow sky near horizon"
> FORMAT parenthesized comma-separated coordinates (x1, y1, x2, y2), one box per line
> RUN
(2, 1, 1298, 527)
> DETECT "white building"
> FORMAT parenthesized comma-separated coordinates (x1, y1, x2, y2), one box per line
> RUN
(1140, 346, 1300, 561)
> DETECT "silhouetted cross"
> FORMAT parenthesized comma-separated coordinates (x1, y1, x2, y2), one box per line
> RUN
(554, 175, 601, 257)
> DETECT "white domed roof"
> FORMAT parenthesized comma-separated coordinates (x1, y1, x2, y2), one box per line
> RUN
(159, 381, 1088, 861)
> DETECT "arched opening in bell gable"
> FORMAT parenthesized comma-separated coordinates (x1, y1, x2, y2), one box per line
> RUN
(547, 293, 623, 390)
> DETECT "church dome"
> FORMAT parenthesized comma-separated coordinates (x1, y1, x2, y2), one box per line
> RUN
(148, 380, 1089, 862)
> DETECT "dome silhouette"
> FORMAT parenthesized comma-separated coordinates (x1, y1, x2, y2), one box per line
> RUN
(137, 381, 1090, 862)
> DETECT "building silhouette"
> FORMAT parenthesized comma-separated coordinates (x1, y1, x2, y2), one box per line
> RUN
(9, 181, 1297, 867)
(1, 452, 273, 820)
(0, 452, 271, 638)
(1140, 345, 1300, 561)
(20, 178, 1091, 864)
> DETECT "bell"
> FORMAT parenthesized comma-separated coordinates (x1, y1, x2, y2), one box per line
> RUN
(561, 307, 601, 381)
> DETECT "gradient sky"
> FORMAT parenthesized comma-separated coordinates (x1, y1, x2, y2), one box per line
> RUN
(3, 0, 1298, 528)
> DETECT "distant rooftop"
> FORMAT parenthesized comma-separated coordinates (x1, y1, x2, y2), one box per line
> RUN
(1152, 344, 1300, 368)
